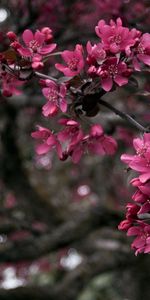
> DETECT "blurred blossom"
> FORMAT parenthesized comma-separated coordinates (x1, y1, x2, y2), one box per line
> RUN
(4, 192, 16, 208)
(1, 267, 25, 289)
(77, 184, 91, 197)
(0, 8, 8, 23)
(60, 249, 83, 270)
(0, 235, 7, 244)
(35, 153, 52, 170)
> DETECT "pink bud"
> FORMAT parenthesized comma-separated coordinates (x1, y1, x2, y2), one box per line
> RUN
(11, 41, 21, 50)
(7, 31, 17, 41)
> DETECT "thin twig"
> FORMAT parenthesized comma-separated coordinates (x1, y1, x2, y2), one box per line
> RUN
(35, 71, 57, 82)
(99, 99, 150, 133)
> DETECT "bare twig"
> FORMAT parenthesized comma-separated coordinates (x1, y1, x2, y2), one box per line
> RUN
(99, 99, 150, 133)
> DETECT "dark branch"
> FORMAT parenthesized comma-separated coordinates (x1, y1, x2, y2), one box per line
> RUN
(99, 99, 150, 133)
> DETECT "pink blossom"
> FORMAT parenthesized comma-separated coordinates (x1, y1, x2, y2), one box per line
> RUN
(120, 133, 150, 254)
(41, 27, 53, 42)
(133, 33, 150, 70)
(97, 57, 130, 91)
(70, 124, 117, 163)
(127, 224, 150, 255)
(95, 18, 136, 54)
(126, 203, 140, 221)
(57, 118, 84, 163)
(86, 124, 117, 155)
(121, 133, 150, 173)
(32, 54, 44, 69)
(57, 122, 117, 163)
(86, 41, 106, 65)
(58, 118, 83, 146)
(31, 126, 62, 158)
(57, 119, 84, 161)
(55, 44, 84, 76)
(42, 80, 67, 117)
(118, 220, 132, 231)
(138, 201, 150, 215)
(17, 29, 56, 69)
(132, 189, 147, 204)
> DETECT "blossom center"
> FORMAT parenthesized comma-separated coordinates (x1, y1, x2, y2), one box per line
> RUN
(29, 40, 40, 52)
(48, 88, 58, 102)
(137, 44, 145, 54)
(136, 145, 147, 156)
(67, 57, 79, 71)
(96, 49, 106, 60)
(110, 35, 122, 45)
(108, 64, 118, 76)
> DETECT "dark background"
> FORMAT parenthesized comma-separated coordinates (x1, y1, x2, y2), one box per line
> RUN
(0, 1, 150, 299)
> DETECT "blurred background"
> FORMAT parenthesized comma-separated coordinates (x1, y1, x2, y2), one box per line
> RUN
(0, 1, 150, 299)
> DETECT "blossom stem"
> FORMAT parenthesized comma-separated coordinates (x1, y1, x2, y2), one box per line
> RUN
(34, 71, 57, 82)
(99, 99, 150, 133)
(42, 52, 62, 63)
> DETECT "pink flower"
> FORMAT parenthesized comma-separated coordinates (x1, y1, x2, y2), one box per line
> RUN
(42, 80, 67, 117)
(55, 44, 84, 76)
(32, 54, 44, 69)
(133, 33, 150, 70)
(95, 18, 136, 54)
(17, 29, 56, 69)
(118, 220, 132, 231)
(119, 133, 150, 254)
(57, 122, 117, 163)
(57, 118, 84, 163)
(121, 133, 150, 173)
(126, 203, 140, 220)
(31, 126, 62, 158)
(132, 189, 147, 204)
(97, 57, 130, 91)
(58, 119, 84, 152)
(86, 124, 117, 155)
(58, 119, 83, 143)
(127, 224, 150, 255)
(41, 27, 53, 42)
(86, 41, 106, 65)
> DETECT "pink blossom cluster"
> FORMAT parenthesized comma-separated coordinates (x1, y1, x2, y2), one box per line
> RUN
(0, 18, 149, 98)
(0, 18, 149, 166)
(7, 27, 56, 69)
(53, 18, 150, 92)
(86, 18, 150, 91)
(31, 121, 117, 163)
(0, 9, 149, 255)
(41, 79, 67, 117)
(119, 134, 150, 255)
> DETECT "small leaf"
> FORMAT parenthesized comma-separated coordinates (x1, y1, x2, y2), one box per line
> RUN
(3, 49, 17, 61)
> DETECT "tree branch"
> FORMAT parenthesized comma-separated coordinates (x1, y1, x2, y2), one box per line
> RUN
(99, 99, 150, 133)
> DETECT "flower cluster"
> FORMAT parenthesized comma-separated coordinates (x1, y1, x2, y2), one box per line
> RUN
(86, 18, 150, 91)
(0, 17, 150, 255)
(55, 44, 84, 77)
(32, 121, 117, 163)
(7, 27, 56, 69)
(119, 134, 150, 255)
(41, 79, 67, 117)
